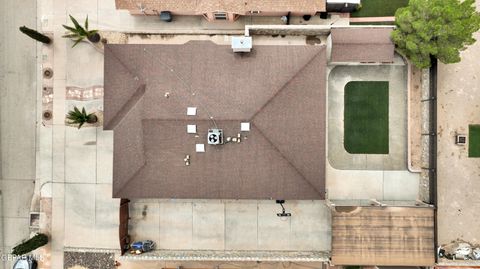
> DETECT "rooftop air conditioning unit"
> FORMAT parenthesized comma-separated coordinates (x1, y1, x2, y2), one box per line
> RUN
(231, 36, 252, 53)
(208, 129, 224, 145)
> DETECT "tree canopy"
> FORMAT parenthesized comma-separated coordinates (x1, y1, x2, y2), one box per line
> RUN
(391, 0, 480, 68)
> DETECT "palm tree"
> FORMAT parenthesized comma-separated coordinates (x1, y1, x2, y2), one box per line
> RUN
(66, 106, 98, 129)
(62, 15, 100, 47)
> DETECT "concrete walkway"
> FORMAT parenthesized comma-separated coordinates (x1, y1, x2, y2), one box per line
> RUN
(0, 0, 38, 267)
(326, 161, 419, 201)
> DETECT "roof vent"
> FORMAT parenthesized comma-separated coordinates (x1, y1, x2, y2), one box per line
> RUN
(232, 36, 252, 53)
(208, 129, 224, 145)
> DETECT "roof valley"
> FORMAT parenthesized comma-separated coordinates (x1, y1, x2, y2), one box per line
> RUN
(105, 84, 146, 130)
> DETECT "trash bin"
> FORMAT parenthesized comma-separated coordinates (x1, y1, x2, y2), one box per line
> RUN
(159, 11, 172, 22)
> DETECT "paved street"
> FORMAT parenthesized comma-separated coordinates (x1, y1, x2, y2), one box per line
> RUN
(0, 0, 38, 268)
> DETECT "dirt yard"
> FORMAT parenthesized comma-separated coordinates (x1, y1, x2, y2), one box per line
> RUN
(436, 1, 480, 247)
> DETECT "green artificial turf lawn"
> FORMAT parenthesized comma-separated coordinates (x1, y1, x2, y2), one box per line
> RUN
(350, 0, 409, 17)
(469, 125, 480, 157)
(344, 81, 389, 154)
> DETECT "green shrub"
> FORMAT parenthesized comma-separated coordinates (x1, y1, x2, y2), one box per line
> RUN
(12, 233, 49, 255)
(19, 26, 51, 44)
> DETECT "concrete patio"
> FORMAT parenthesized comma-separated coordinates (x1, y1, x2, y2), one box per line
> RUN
(128, 200, 331, 252)
(325, 56, 420, 202)
(327, 59, 408, 171)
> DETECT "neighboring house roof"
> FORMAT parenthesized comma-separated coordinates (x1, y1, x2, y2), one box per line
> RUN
(330, 27, 395, 62)
(331, 206, 435, 266)
(115, 0, 326, 14)
(104, 41, 327, 199)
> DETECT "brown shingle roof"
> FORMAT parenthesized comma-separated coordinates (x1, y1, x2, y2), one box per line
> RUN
(115, 0, 326, 14)
(331, 27, 395, 63)
(104, 41, 327, 199)
(332, 206, 435, 266)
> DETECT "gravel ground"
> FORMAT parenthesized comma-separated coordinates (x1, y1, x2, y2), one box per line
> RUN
(64, 252, 115, 269)
(409, 65, 422, 172)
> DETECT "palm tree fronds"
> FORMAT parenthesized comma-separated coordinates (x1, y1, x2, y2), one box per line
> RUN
(63, 15, 99, 46)
(69, 15, 83, 32)
(62, 33, 80, 38)
(66, 106, 97, 129)
(71, 38, 85, 48)
(62, 24, 77, 32)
